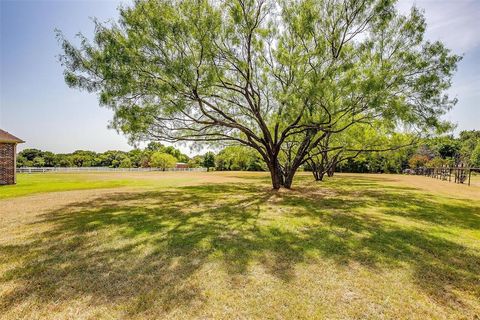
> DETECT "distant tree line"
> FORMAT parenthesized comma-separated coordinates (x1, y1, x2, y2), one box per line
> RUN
(336, 130, 480, 174)
(17, 142, 194, 169)
(214, 130, 480, 174)
(17, 130, 480, 174)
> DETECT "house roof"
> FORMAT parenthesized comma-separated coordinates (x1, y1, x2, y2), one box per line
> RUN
(0, 129, 25, 143)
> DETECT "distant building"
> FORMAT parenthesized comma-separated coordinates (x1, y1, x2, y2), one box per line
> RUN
(175, 162, 188, 169)
(0, 129, 25, 185)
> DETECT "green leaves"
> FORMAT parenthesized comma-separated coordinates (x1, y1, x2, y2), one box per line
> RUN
(58, 0, 460, 187)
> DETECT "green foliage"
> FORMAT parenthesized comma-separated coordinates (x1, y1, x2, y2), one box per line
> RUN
(146, 142, 189, 163)
(215, 146, 265, 171)
(32, 156, 46, 167)
(20, 149, 43, 161)
(150, 152, 177, 170)
(203, 152, 215, 171)
(471, 144, 480, 167)
(336, 130, 480, 173)
(17, 130, 479, 173)
(16, 144, 189, 168)
(127, 149, 144, 167)
(16, 155, 30, 167)
(460, 130, 480, 166)
(97, 150, 127, 168)
(70, 150, 96, 167)
(187, 155, 204, 168)
(119, 158, 133, 168)
(57, 0, 460, 188)
(42, 151, 56, 167)
(427, 157, 447, 168)
(307, 123, 416, 177)
(55, 154, 73, 167)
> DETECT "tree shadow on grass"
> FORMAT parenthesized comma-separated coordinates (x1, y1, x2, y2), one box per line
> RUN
(1, 180, 479, 316)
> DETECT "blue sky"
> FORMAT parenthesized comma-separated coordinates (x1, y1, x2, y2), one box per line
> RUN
(1, 0, 479, 154)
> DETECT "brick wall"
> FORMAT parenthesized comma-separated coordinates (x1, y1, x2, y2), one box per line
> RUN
(0, 143, 16, 185)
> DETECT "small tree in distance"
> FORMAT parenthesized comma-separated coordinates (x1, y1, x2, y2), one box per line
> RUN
(409, 155, 429, 169)
(470, 145, 480, 167)
(203, 152, 215, 172)
(150, 152, 177, 171)
(119, 158, 133, 168)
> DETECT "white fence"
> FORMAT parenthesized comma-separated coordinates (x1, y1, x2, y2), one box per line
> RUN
(17, 167, 207, 173)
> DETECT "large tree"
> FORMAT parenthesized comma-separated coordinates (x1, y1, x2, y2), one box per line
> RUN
(58, 0, 459, 189)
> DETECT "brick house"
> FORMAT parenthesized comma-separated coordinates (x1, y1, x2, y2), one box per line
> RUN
(175, 162, 189, 169)
(0, 129, 25, 185)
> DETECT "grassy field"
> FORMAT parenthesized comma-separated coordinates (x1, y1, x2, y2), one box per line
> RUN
(1, 171, 479, 319)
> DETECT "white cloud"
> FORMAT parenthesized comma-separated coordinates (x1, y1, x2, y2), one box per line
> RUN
(397, 0, 480, 53)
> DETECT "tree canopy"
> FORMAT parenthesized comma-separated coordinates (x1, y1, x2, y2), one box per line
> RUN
(150, 152, 178, 170)
(215, 145, 265, 171)
(58, 0, 460, 189)
(16, 144, 188, 168)
(202, 152, 216, 171)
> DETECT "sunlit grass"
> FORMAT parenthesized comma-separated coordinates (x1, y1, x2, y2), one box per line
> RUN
(0, 172, 213, 199)
(1, 172, 479, 319)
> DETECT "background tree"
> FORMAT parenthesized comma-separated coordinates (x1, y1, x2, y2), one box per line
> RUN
(459, 130, 480, 166)
(470, 144, 480, 167)
(119, 157, 133, 168)
(408, 154, 429, 169)
(150, 152, 177, 171)
(187, 155, 204, 168)
(42, 151, 56, 167)
(96, 150, 127, 167)
(32, 156, 46, 167)
(203, 152, 215, 172)
(19, 149, 43, 162)
(70, 150, 96, 167)
(56, 154, 73, 167)
(322, 130, 480, 173)
(127, 149, 143, 167)
(306, 124, 414, 180)
(16, 155, 29, 167)
(215, 146, 265, 171)
(58, 0, 459, 189)
(146, 142, 189, 163)
(427, 157, 447, 168)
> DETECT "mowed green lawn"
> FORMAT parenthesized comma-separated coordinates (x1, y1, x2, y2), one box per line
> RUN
(1, 172, 479, 319)
(0, 172, 207, 199)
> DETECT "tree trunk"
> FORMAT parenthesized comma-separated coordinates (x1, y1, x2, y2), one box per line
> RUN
(267, 155, 302, 190)
(268, 159, 284, 190)
(308, 159, 325, 182)
(284, 173, 293, 189)
(327, 162, 336, 177)
(283, 165, 299, 189)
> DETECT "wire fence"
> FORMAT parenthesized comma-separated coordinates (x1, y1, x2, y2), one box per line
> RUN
(17, 167, 207, 173)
